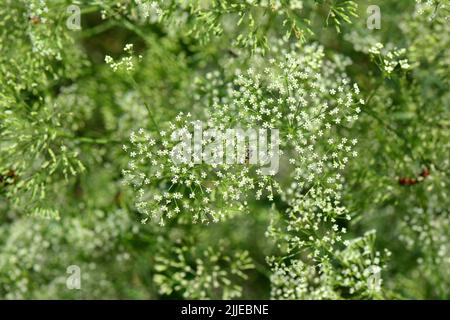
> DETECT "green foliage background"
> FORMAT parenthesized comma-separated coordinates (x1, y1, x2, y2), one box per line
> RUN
(0, 0, 448, 299)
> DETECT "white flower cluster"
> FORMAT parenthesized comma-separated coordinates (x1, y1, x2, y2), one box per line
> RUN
(123, 41, 364, 226)
(0, 210, 137, 299)
(105, 44, 142, 72)
(270, 231, 389, 299)
(122, 118, 278, 225)
(100, 1, 129, 20)
(25, 0, 63, 59)
(399, 207, 449, 268)
(415, 0, 450, 18)
(198, 41, 364, 186)
(369, 43, 411, 74)
(344, 31, 382, 54)
(27, 0, 48, 23)
(135, 0, 162, 21)
(153, 243, 254, 299)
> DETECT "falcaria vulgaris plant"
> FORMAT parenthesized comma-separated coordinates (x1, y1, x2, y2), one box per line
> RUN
(0, 0, 448, 299)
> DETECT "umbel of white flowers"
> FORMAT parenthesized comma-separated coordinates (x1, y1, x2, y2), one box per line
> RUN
(170, 121, 280, 175)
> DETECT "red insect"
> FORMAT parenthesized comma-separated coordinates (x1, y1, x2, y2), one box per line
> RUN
(399, 177, 418, 186)
(398, 167, 430, 186)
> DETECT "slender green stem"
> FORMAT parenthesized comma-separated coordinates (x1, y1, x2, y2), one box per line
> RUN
(128, 76, 162, 136)
(59, 133, 121, 145)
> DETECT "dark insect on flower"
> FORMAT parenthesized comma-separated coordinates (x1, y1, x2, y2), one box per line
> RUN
(0, 169, 18, 186)
(399, 167, 430, 186)
(399, 177, 418, 186)
(29, 16, 41, 25)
